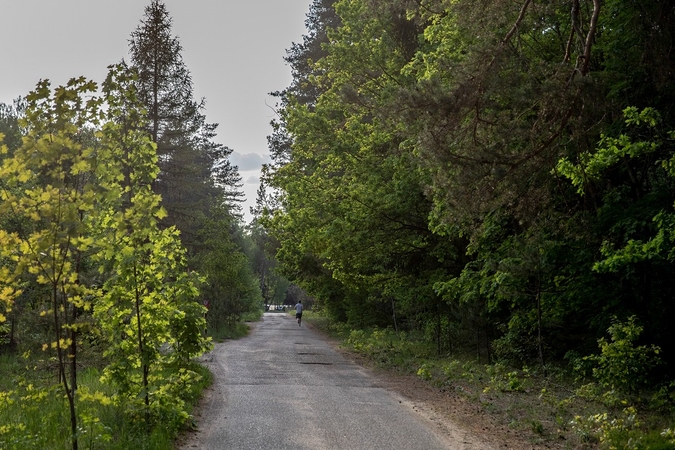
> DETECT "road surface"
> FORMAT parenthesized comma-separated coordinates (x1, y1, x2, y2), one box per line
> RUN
(180, 312, 490, 449)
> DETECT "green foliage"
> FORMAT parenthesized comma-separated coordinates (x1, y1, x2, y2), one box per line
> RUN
(258, 4, 675, 445)
(484, 364, 529, 393)
(208, 321, 250, 342)
(583, 316, 662, 397)
(91, 65, 210, 425)
(0, 75, 107, 449)
(416, 363, 433, 381)
(556, 106, 675, 275)
(194, 208, 263, 331)
(569, 405, 675, 449)
(556, 107, 663, 195)
(318, 309, 674, 447)
(662, 428, 675, 447)
(0, 65, 212, 446)
(265, 0, 467, 349)
(345, 327, 434, 369)
(0, 363, 208, 450)
(94, 225, 209, 424)
(571, 406, 642, 448)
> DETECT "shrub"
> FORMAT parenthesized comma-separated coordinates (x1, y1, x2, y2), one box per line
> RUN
(584, 316, 661, 397)
(571, 406, 641, 449)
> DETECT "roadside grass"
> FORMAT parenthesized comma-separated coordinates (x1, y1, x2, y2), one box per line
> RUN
(307, 314, 675, 449)
(208, 322, 250, 342)
(0, 309, 259, 449)
(241, 309, 264, 322)
(0, 349, 212, 450)
(207, 310, 262, 342)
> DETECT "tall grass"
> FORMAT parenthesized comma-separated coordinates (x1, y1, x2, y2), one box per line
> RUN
(0, 353, 211, 450)
(207, 309, 261, 342)
(208, 322, 251, 342)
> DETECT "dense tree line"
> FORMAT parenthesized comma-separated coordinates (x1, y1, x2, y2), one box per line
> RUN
(0, 2, 263, 447)
(262, 0, 675, 387)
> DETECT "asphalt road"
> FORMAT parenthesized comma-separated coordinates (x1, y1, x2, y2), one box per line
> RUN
(181, 312, 459, 450)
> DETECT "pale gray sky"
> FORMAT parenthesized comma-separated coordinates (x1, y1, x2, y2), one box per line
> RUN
(0, 0, 310, 222)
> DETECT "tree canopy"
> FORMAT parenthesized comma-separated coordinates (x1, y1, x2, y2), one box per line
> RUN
(263, 0, 675, 373)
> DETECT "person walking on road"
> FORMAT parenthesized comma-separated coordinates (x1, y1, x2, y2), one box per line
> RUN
(295, 300, 303, 326)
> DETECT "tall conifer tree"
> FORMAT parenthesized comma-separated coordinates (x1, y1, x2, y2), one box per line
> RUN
(128, 0, 242, 250)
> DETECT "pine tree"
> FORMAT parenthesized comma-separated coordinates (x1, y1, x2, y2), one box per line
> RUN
(128, 0, 242, 250)
(267, 0, 341, 166)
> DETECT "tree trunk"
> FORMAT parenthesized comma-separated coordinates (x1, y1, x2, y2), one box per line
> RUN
(391, 297, 398, 334)
(53, 283, 78, 450)
(436, 299, 442, 356)
(133, 260, 150, 421)
(484, 319, 491, 364)
(536, 270, 545, 372)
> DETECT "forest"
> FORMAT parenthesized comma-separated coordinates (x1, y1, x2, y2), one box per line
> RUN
(258, 0, 675, 446)
(0, 1, 285, 448)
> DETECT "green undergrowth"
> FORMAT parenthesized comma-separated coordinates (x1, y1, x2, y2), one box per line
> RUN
(208, 322, 251, 342)
(309, 315, 675, 449)
(208, 310, 261, 342)
(0, 352, 212, 450)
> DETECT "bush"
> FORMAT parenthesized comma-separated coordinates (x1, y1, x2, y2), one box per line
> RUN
(484, 363, 529, 393)
(584, 316, 662, 397)
(571, 406, 641, 448)
(344, 327, 433, 369)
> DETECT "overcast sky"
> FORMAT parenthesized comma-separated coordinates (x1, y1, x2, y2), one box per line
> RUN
(0, 0, 311, 222)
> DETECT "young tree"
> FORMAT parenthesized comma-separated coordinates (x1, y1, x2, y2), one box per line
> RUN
(0, 66, 214, 445)
(0, 77, 103, 450)
(93, 65, 210, 424)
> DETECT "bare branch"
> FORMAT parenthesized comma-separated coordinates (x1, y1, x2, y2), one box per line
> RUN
(502, 0, 533, 46)
(580, 0, 601, 75)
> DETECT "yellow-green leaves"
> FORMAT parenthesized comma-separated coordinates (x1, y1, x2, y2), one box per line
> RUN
(0, 230, 22, 323)
(0, 63, 213, 448)
(556, 107, 665, 195)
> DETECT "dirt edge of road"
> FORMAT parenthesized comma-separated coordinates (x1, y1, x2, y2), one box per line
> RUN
(313, 326, 543, 450)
